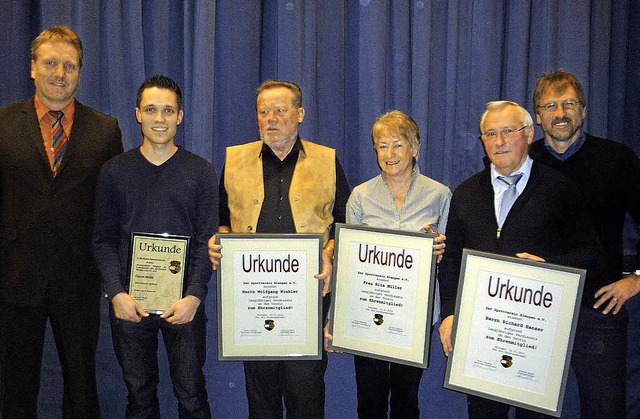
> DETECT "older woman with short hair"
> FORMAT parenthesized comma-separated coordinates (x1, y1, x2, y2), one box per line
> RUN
(346, 110, 451, 418)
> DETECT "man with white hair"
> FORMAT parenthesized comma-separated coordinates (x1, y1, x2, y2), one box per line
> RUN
(438, 100, 602, 418)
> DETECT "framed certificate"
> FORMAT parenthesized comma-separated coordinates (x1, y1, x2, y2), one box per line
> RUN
(216, 233, 323, 361)
(328, 223, 436, 368)
(128, 232, 190, 314)
(444, 249, 585, 417)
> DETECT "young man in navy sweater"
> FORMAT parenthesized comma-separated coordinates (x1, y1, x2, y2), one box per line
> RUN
(93, 75, 218, 418)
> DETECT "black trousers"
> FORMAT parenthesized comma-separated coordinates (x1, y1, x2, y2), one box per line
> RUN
(0, 297, 100, 418)
(243, 354, 328, 419)
(354, 355, 424, 419)
(467, 395, 547, 419)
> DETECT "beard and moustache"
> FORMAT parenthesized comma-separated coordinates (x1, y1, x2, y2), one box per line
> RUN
(545, 115, 583, 143)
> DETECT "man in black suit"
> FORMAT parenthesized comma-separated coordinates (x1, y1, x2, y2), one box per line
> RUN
(438, 100, 602, 418)
(0, 26, 123, 417)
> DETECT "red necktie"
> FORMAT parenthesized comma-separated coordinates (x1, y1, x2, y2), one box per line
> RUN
(49, 110, 68, 176)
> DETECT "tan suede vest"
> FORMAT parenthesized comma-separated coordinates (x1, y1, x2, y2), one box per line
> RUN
(224, 139, 336, 243)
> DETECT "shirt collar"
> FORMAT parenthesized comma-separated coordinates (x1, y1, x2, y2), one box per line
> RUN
(34, 95, 76, 124)
(543, 131, 586, 161)
(490, 155, 533, 187)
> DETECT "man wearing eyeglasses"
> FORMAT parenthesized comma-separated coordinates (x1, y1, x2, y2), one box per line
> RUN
(529, 69, 640, 417)
(438, 100, 602, 418)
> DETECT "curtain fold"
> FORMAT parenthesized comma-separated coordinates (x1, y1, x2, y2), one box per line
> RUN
(1, 1, 638, 417)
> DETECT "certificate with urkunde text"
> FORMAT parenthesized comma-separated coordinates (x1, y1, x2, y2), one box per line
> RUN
(444, 249, 585, 417)
(216, 233, 323, 360)
(328, 224, 436, 368)
(128, 232, 189, 314)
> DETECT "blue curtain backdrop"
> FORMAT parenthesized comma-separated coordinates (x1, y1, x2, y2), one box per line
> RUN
(1, 1, 639, 417)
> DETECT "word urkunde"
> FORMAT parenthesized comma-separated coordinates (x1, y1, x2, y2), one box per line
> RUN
(358, 244, 413, 269)
(487, 275, 553, 308)
(242, 254, 300, 273)
(139, 243, 182, 254)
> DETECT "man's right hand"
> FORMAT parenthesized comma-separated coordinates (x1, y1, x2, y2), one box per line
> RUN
(323, 322, 334, 353)
(209, 226, 231, 270)
(112, 292, 148, 322)
(208, 234, 222, 270)
(438, 315, 454, 356)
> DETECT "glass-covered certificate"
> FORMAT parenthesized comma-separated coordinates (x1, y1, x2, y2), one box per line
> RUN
(216, 233, 323, 361)
(328, 223, 437, 368)
(128, 232, 190, 314)
(444, 249, 585, 417)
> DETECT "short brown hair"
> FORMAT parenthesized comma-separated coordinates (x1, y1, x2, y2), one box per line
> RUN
(31, 26, 83, 68)
(256, 80, 302, 108)
(533, 69, 585, 110)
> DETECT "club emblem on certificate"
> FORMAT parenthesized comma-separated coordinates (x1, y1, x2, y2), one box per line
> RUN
(128, 232, 190, 314)
(169, 260, 182, 274)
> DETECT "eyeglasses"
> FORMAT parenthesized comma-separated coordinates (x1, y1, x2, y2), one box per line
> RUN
(538, 99, 581, 113)
(481, 126, 527, 140)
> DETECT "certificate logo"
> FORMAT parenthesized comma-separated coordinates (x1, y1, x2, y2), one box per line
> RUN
(373, 313, 384, 325)
(169, 261, 182, 274)
(264, 319, 275, 331)
(501, 355, 513, 368)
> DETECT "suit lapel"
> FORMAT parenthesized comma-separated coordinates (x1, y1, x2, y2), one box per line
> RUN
(55, 100, 86, 177)
(506, 161, 538, 217)
(19, 100, 54, 182)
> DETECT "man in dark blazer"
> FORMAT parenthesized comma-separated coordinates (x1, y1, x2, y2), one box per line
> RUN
(0, 26, 123, 417)
(438, 101, 602, 418)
